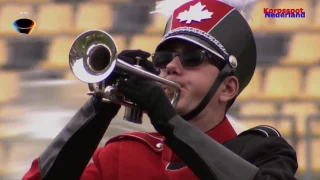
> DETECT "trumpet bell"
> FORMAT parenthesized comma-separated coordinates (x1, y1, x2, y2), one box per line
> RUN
(69, 30, 118, 83)
(68, 29, 181, 124)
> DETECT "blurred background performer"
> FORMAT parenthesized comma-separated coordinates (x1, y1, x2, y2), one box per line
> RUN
(22, 0, 298, 180)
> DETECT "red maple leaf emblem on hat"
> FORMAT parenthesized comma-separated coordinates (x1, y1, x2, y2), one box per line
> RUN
(177, 2, 213, 24)
(171, 0, 233, 32)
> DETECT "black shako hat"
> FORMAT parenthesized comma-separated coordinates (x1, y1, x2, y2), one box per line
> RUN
(151, 0, 258, 120)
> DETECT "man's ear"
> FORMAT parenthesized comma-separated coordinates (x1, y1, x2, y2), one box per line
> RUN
(219, 76, 239, 103)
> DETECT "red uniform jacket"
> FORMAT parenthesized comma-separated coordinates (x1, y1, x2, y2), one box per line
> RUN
(23, 118, 239, 180)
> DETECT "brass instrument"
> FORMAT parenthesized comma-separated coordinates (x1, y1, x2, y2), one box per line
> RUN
(69, 30, 181, 124)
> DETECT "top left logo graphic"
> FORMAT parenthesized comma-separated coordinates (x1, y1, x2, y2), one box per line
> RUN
(12, 12, 36, 35)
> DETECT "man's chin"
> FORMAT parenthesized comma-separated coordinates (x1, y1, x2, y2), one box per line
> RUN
(174, 103, 189, 115)
(166, 90, 189, 114)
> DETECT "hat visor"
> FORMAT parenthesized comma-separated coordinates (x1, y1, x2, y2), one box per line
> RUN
(155, 34, 225, 61)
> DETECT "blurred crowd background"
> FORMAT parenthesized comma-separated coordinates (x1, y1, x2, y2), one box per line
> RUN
(0, 0, 319, 179)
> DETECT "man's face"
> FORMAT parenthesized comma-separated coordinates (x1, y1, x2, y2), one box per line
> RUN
(157, 39, 220, 115)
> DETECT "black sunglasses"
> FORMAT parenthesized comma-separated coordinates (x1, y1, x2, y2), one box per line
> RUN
(152, 50, 223, 69)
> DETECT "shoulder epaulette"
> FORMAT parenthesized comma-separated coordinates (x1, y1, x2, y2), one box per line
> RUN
(105, 131, 164, 153)
(239, 125, 281, 138)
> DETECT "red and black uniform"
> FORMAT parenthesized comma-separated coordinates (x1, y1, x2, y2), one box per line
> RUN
(23, 0, 298, 179)
(22, 98, 297, 180)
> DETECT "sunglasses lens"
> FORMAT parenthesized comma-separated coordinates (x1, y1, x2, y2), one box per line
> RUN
(152, 52, 175, 68)
(181, 51, 204, 67)
(152, 51, 206, 68)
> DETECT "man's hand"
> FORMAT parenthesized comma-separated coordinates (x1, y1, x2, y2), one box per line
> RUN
(117, 49, 159, 75)
(115, 50, 177, 136)
(118, 77, 177, 136)
(93, 49, 158, 117)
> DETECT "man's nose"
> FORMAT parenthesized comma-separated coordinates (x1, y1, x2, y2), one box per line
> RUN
(166, 56, 181, 75)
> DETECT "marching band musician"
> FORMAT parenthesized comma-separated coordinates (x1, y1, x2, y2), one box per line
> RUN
(23, 0, 298, 179)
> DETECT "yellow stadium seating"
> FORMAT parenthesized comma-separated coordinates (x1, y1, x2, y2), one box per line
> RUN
(112, 34, 127, 52)
(303, 67, 320, 99)
(0, 166, 28, 178)
(0, 106, 29, 122)
(0, 141, 51, 179)
(295, 139, 320, 173)
(0, 72, 20, 104)
(39, 36, 75, 70)
(34, 4, 73, 35)
(8, 0, 48, 2)
(69, 3, 113, 34)
(0, 123, 29, 141)
(309, 1, 320, 31)
(239, 102, 277, 126)
(129, 35, 162, 53)
(271, 0, 311, 32)
(280, 102, 318, 136)
(0, 122, 31, 178)
(280, 33, 320, 66)
(42, 34, 125, 70)
(239, 102, 291, 136)
(310, 139, 320, 173)
(310, 118, 320, 136)
(296, 140, 306, 173)
(0, 5, 35, 36)
(64, 71, 77, 81)
(237, 68, 262, 100)
(248, 0, 272, 32)
(306, 111, 320, 136)
(0, 40, 8, 67)
(262, 67, 301, 100)
(145, 13, 168, 34)
(239, 102, 277, 116)
(62, 78, 93, 102)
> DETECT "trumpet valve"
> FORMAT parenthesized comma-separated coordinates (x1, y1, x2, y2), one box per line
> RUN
(123, 107, 143, 124)
(103, 86, 119, 101)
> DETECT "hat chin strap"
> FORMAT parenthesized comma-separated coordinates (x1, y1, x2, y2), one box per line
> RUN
(181, 64, 233, 121)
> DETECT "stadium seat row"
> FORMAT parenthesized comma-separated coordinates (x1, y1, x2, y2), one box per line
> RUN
(295, 139, 320, 173)
(2, 32, 319, 70)
(4, 69, 320, 137)
(0, 3, 114, 36)
(0, 100, 318, 174)
(125, 33, 320, 67)
(0, 0, 318, 37)
(0, 35, 162, 70)
(146, 0, 320, 33)
(249, 0, 320, 32)
(239, 66, 320, 100)
(1, 32, 319, 101)
(0, 72, 20, 104)
(27, 33, 320, 96)
(237, 102, 320, 136)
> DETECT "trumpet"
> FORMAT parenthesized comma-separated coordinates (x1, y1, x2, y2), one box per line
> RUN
(69, 30, 181, 124)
